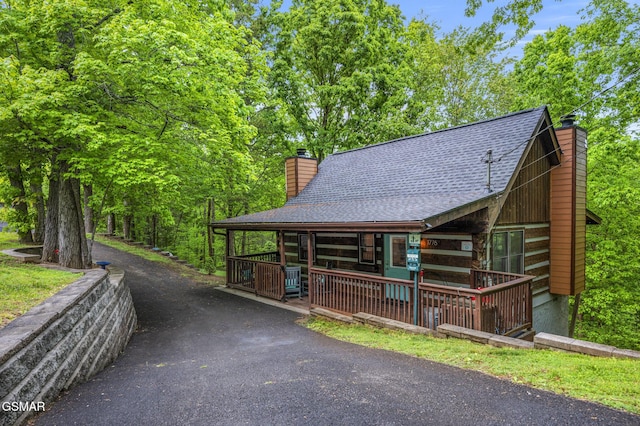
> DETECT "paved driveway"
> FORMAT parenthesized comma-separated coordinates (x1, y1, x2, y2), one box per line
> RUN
(35, 243, 638, 425)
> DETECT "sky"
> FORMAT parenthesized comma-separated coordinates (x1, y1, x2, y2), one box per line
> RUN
(394, 0, 588, 32)
(391, 0, 590, 56)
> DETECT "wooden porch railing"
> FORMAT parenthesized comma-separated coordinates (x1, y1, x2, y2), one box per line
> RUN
(309, 268, 416, 324)
(470, 269, 526, 289)
(227, 253, 284, 300)
(419, 275, 533, 335)
(309, 268, 533, 335)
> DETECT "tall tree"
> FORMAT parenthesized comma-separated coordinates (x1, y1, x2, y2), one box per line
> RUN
(268, 0, 415, 161)
(405, 21, 515, 131)
(0, 0, 265, 268)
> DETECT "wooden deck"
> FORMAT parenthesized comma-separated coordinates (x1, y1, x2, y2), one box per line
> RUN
(227, 254, 533, 336)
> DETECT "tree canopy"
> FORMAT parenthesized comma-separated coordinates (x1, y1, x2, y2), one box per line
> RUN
(0, 0, 265, 267)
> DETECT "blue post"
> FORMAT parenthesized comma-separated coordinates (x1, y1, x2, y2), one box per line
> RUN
(414, 274, 418, 326)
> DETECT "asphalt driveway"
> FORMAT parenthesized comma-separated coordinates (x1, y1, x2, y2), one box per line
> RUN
(35, 243, 639, 425)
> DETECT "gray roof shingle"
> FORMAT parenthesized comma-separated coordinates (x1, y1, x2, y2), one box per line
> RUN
(216, 107, 550, 227)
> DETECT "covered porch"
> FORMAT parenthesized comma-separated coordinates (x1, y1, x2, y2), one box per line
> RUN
(226, 250, 533, 337)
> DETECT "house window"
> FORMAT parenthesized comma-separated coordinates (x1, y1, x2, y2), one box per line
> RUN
(358, 233, 376, 264)
(298, 233, 315, 262)
(492, 230, 524, 274)
(391, 235, 407, 268)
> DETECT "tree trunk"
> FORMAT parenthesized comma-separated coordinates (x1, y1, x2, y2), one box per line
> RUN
(57, 161, 90, 269)
(107, 213, 115, 235)
(569, 293, 581, 338)
(43, 159, 90, 268)
(122, 199, 132, 239)
(30, 180, 46, 244)
(42, 168, 60, 264)
(207, 198, 215, 259)
(123, 214, 132, 239)
(83, 184, 94, 235)
(151, 214, 158, 247)
(7, 165, 34, 244)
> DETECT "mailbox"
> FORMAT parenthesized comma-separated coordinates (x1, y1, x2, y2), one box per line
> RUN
(406, 247, 421, 272)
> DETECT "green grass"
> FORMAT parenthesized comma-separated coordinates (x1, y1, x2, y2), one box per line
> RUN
(305, 317, 640, 415)
(0, 233, 82, 328)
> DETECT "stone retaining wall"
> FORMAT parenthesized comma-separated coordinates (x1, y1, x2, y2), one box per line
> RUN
(0, 267, 136, 426)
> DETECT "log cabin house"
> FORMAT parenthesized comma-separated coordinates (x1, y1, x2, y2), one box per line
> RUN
(211, 106, 598, 338)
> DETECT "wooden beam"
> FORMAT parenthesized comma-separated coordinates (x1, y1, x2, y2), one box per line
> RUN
(307, 230, 313, 272)
(279, 230, 286, 267)
(225, 230, 232, 285)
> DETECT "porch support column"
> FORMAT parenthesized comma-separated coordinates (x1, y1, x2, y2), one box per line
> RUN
(279, 230, 286, 301)
(226, 230, 234, 285)
(279, 230, 286, 267)
(307, 231, 313, 306)
(307, 231, 313, 270)
(472, 232, 488, 272)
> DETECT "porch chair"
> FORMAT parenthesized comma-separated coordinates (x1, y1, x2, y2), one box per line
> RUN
(284, 266, 302, 298)
(240, 263, 253, 288)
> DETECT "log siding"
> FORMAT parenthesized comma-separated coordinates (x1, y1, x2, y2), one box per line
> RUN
(284, 232, 383, 275)
(421, 233, 473, 286)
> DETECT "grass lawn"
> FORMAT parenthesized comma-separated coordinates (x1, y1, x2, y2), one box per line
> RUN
(0, 233, 82, 328)
(304, 317, 640, 415)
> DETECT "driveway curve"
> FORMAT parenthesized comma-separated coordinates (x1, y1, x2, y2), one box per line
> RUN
(35, 242, 639, 426)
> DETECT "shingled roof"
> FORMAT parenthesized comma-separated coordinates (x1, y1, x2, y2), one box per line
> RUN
(215, 106, 557, 231)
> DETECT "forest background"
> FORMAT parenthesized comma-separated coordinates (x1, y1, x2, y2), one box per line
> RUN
(0, 0, 638, 349)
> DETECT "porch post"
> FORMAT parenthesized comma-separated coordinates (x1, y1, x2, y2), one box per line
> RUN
(227, 230, 235, 257)
(307, 230, 313, 305)
(279, 230, 286, 301)
(279, 230, 286, 267)
(473, 294, 482, 331)
(225, 230, 232, 286)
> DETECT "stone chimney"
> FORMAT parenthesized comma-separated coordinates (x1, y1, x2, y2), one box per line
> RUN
(285, 149, 318, 200)
(550, 115, 587, 295)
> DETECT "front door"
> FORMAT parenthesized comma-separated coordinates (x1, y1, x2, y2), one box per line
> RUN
(384, 234, 410, 280)
(384, 234, 410, 301)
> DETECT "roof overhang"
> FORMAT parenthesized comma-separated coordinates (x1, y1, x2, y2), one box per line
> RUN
(210, 220, 427, 233)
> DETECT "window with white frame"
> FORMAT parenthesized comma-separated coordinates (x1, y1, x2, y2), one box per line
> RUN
(492, 230, 524, 274)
